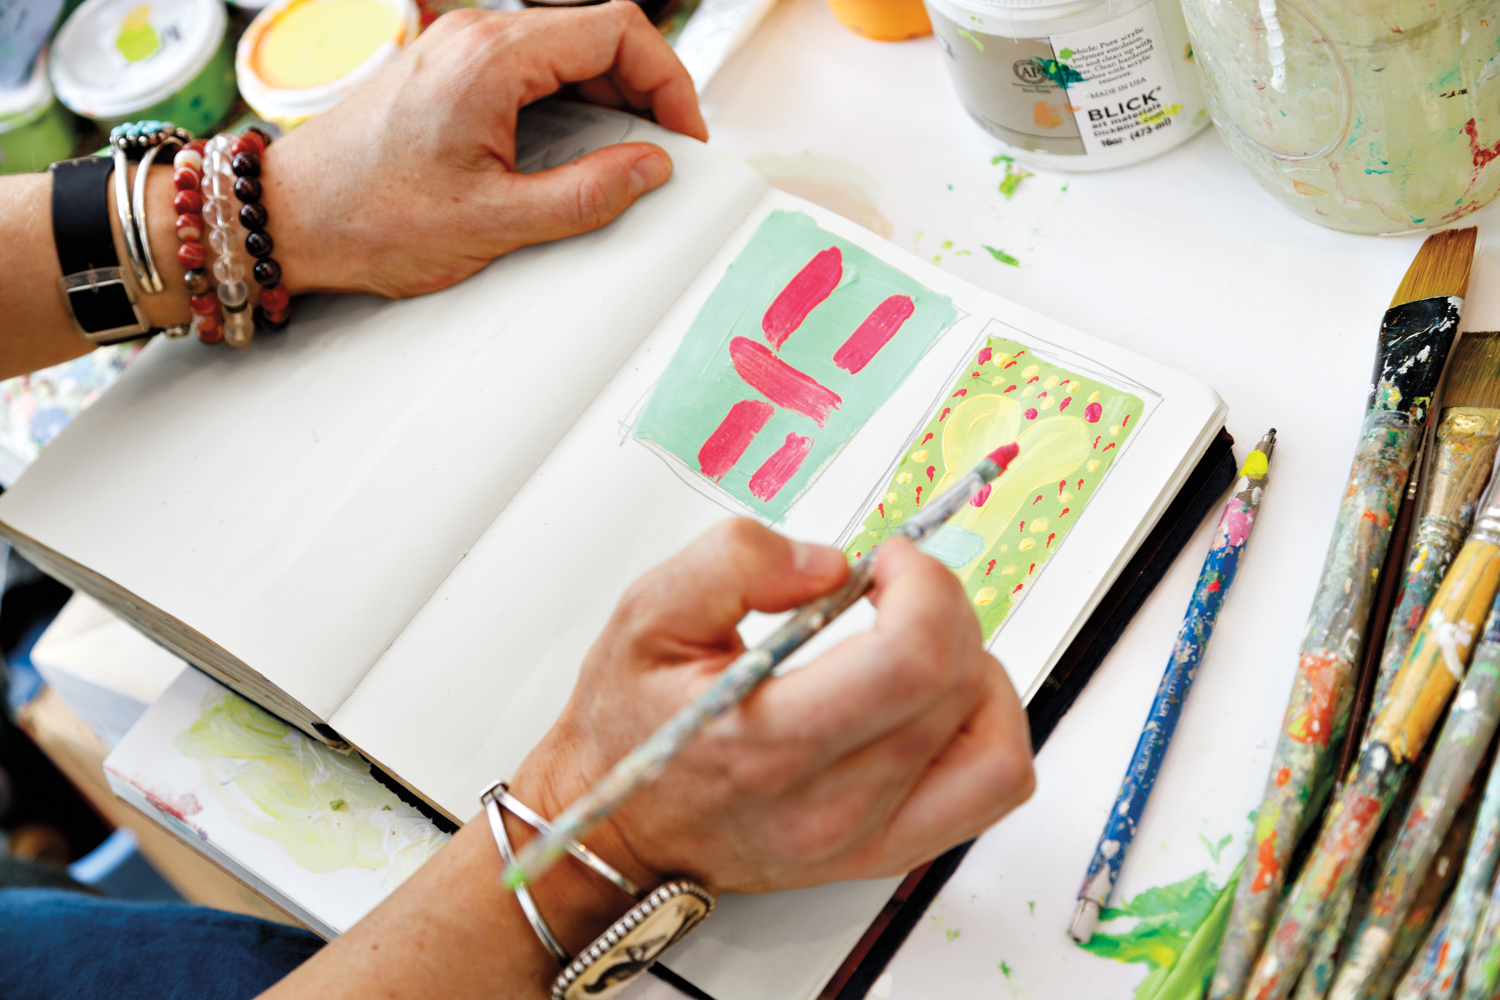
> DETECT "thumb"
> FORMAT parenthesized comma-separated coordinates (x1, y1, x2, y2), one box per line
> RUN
(615, 520, 850, 652)
(489, 142, 672, 250)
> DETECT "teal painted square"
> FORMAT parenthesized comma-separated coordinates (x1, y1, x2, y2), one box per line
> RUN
(636, 210, 957, 522)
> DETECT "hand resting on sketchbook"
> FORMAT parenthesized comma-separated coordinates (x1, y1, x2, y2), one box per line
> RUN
(0, 6, 1036, 999)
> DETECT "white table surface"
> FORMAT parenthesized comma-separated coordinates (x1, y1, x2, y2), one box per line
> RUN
(680, 1, 1500, 997)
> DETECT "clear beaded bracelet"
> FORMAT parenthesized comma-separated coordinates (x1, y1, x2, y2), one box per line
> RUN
(202, 135, 254, 349)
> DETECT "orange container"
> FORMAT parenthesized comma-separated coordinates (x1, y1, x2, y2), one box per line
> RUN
(825, 0, 930, 41)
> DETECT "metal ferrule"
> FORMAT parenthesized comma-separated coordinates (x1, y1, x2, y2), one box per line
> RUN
(1420, 406, 1500, 535)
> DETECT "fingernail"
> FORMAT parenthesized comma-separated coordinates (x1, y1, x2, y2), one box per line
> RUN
(630, 151, 671, 196)
(792, 541, 848, 582)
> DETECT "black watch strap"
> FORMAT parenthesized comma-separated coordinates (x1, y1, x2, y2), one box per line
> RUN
(50, 156, 151, 344)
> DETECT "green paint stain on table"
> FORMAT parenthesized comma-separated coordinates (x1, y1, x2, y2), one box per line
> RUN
(983, 246, 1020, 266)
(946, 927, 962, 941)
(988, 154, 1032, 199)
(1080, 864, 1241, 1000)
(1000, 961, 1013, 977)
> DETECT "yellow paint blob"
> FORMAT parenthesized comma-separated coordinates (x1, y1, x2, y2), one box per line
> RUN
(1087, 460, 1100, 472)
(1043, 375, 1059, 389)
(1019, 537, 1036, 551)
(1030, 518, 1049, 533)
(253, 0, 400, 90)
(1061, 491, 1073, 503)
(910, 449, 928, 462)
(1022, 364, 1039, 378)
(994, 353, 1011, 367)
(991, 376, 1006, 385)
(1022, 385, 1035, 398)
(1066, 380, 1082, 393)
(897, 472, 913, 484)
(1242, 450, 1269, 476)
(1039, 397, 1054, 411)
(1002, 565, 1016, 575)
(885, 492, 898, 503)
(1110, 425, 1121, 436)
(1087, 390, 1100, 403)
(974, 587, 998, 606)
(999, 544, 1009, 552)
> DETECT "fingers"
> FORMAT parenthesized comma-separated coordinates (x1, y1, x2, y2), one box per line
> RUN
(610, 520, 849, 655)
(747, 538, 981, 762)
(487, 143, 673, 252)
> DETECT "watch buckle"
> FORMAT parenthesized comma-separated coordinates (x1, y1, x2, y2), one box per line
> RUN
(58, 267, 152, 345)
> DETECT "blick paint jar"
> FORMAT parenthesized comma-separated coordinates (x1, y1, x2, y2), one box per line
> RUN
(1179, 0, 1498, 234)
(926, 0, 1209, 171)
(0, 51, 77, 175)
(50, 0, 236, 132)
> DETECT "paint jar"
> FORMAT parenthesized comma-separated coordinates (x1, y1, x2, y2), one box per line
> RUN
(1179, 0, 1497, 235)
(925, 0, 1209, 171)
(0, 51, 77, 175)
(49, 0, 236, 133)
(826, 0, 932, 42)
(236, 0, 420, 131)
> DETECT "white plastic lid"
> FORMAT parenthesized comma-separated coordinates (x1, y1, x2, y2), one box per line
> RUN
(929, 0, 1115, 16)
(0, 48, 55, 131)
(50, 0, 226, 119)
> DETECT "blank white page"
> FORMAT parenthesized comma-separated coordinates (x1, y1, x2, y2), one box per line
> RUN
(333, 193, 1225, 1000)
(0, 104, 766, 723)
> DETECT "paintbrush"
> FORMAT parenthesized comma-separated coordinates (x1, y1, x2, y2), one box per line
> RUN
(1293, 460, 1425, 1000)
(1212, 227, 1478, 1000)
(1371, 332, 1500, 722)
(1332, 584, 1500, 1000)
(1244, 463, 1500, 1000)
(1397, 727, 1500, 1000)
(501, 442, 1023, 890)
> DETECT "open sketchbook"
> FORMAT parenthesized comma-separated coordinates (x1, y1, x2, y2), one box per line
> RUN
(0, 102, 1225, 1000)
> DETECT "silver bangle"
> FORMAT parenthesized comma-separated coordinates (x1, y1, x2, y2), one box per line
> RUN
(479, 780, 646, 965)
(131, 137, 183, 294)
(111, 147, 151, 294)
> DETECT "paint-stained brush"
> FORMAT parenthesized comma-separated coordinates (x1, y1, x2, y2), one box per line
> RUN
(501, 442, 1024, 891)
(1212, 227, 1478, 1000)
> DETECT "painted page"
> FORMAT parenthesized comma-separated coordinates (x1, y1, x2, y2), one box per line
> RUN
(636, 209, 957, 521)
(106, 667, 450, 938)
(848, 329, 1145, 642)
(332, 191, 1225, 1000)
(0, 103, 768, 725)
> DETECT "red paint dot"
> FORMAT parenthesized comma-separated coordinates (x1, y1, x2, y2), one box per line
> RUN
(921, 433, 934, 445)
(878, 503, 885, 518)
(1275, 767, 1291, 786)
(1004, 359, 1018, 369)
(1038, 391, 1048, 399)
(1122, 414, 1131, 426)
(1093, 436, 1101, 450)
(986, 559, 996, 576)
(1026, 376, 1040, 384)
(1077, 479, 1084, 489)
(915, 486, 923, 505)
(855, 552, 862, 559)
(952, 388, 968, 398)
(1033, 495, 1043, 505)
(926, 465, 935, 482)
(1058, 480, 1066, 495)
(1059, 396, 1072, 411)
(1018, 520, 1025, 534)
(977, 347, 992, 365)
(1012, 583, 1024, 594)
(971, 371, 981, 378)
(1046, 533, 1055, 548)
(1085, 402, 1102, 423)
(1028, 563, 1035, 575)
(1025, 408, 1038, 420)
(970, 483, 992, 507)
(1103, 443, 1116, 452)
(1003, 384, 1017, 393)
(939, 407, 952, 421)
(1060, 508, 1070, 517)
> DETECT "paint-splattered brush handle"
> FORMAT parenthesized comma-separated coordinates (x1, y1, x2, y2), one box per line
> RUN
(502, 444, 1021, 891)
(1068, 431, 1275, 944)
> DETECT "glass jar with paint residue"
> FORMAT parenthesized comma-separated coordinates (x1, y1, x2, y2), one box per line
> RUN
(926, 0, 1210, 171)
(1179, 0, 1498, 234)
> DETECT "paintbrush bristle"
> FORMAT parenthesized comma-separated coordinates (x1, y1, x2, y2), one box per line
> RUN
(1392, 228, 1478, 306)
(1443, 333, 1500, 410)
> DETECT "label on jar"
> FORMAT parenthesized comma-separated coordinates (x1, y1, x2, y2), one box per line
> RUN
(930, 0, 1187, 160)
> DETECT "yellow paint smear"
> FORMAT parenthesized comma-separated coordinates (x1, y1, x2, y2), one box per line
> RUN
(253, 0, 400, 90)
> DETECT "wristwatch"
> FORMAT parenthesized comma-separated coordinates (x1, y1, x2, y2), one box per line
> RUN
(50, 156, 153, 345)
(480, 781, 716, 1000)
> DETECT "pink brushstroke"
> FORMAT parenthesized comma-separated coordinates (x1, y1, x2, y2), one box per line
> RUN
(970, 483, 992, 507)
(699, 399, 774, 479)
(748, 432, 813, 501)
(762, 248, 842, 349)
(729, 338, 843, 426)
(833, 295, 916, 374)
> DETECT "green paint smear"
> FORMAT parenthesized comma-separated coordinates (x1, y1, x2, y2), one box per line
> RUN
(983, 246, 1020, 266)
(636, 210, 957, 522)
(175, 689, 449, 889)
(1081, 864, 1241, 1000)
(1038, 58, 1086, 88)
(956, 27, 984, 52)
(1000, 961, 1013, 977)
(988, 154, 1031, 199)
(847, 334, 1143, 640)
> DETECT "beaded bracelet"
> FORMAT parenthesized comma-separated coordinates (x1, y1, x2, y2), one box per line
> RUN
(202, 135, 254, 348)
(226, 129, 292, 333)
(172, 138, 223, 344)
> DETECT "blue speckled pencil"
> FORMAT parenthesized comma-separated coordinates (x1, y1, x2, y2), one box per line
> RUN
(1069, 429, 1276, 943)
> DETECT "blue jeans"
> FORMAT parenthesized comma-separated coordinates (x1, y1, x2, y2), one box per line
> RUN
(0, 888, 324, 999)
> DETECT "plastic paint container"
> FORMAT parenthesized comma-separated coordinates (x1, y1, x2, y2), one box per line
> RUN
(0, 51, 77, 175)
(1180, 0, 1499, 234)
(926, 0, 1208, 171)
(50, 0, 236, 132)
(826, 0, 932, 42)
(236, 0, 419, 131)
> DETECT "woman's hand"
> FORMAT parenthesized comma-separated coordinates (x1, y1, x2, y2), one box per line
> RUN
(512, 520, 1036, 898)
(263, 1, 704, 300)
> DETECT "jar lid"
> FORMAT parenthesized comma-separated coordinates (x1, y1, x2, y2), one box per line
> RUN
(236, 0, 417, 123)
(0, 48, 56, 132)
(929, 0, 1107, 15)
(50, 0, 226, 120)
